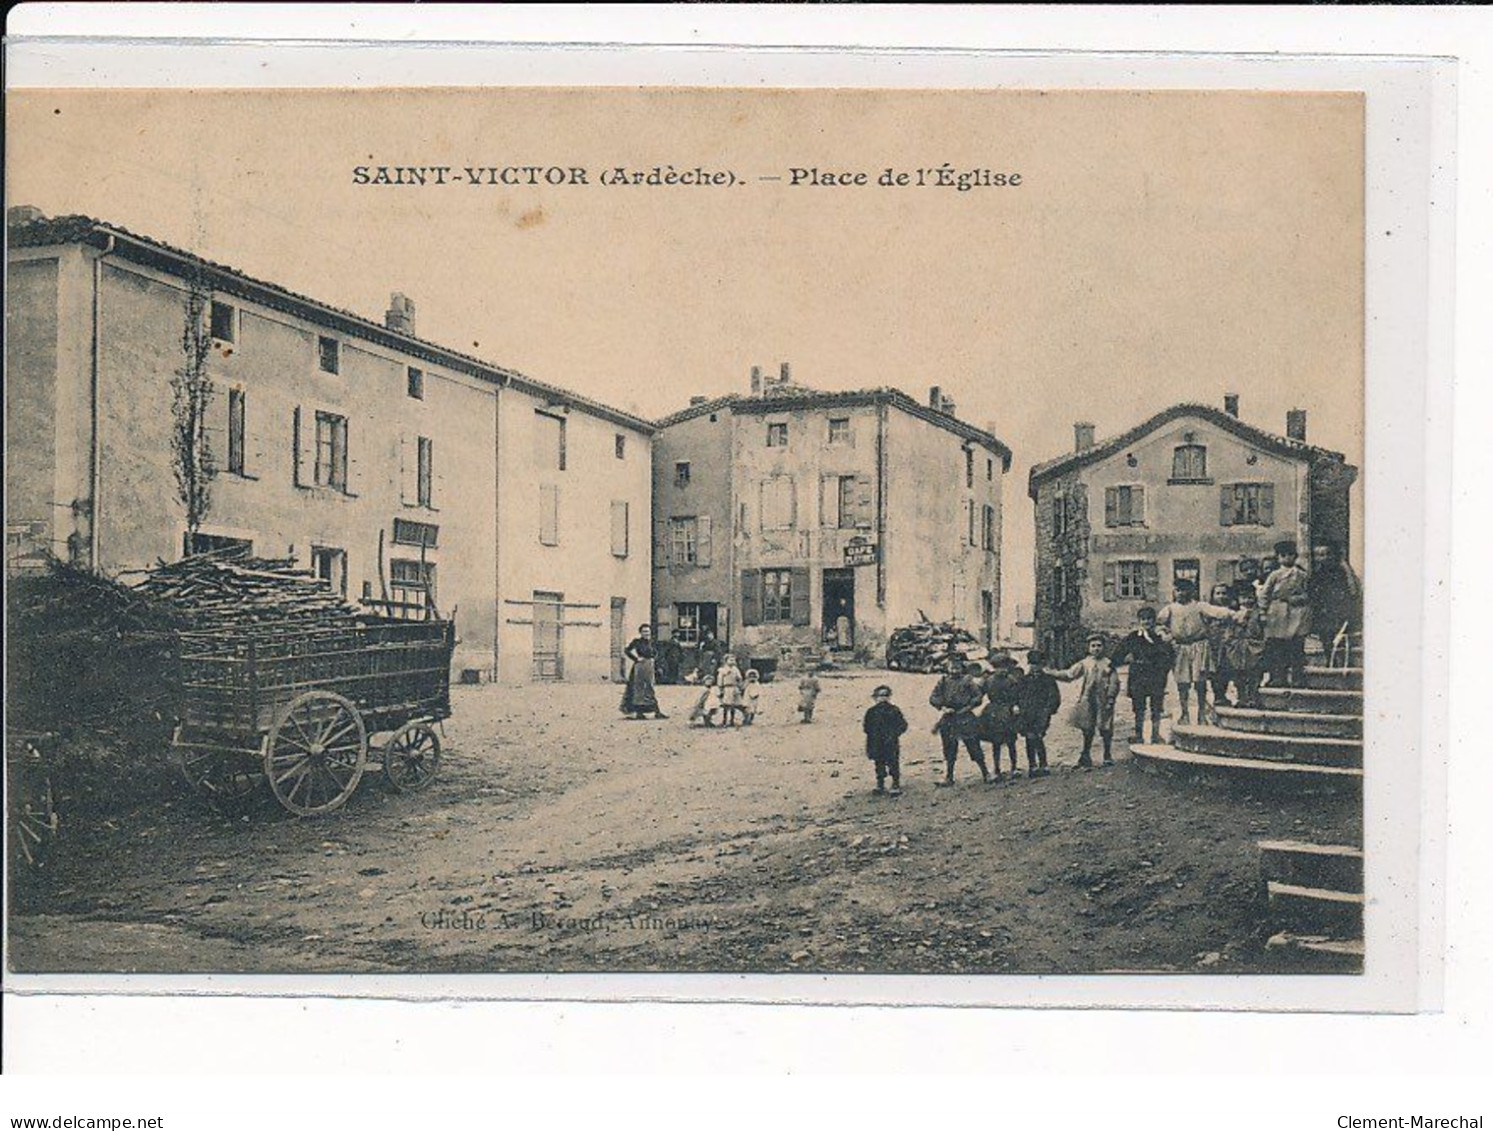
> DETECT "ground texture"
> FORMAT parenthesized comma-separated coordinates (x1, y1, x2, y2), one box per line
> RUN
(8, 671, 1361, 975)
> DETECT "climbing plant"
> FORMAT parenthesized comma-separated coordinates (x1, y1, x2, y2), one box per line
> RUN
(170, 282, 217, 537)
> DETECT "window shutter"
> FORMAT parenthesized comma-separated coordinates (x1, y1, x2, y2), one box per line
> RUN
(654, 518, 669, 568)
(610, 501, 629, 557)
(788, 476, 798, 528)
(292, 406, 307, 486)
(1220, 485, 1235, 527)
(741, 570, 762, 626)
(1103, 562, 1118, 602)
(1260, 483, 1276, 526)
(539, 484, 559, 545)
(819, 474, 834, 527)
(790, 567, 811, 626)
(1217, 560, 1238, 587)
(855, 476, 874, 528)
(1071, 484, 1087, 529)
(1133, 486, 1145, 526)
(1105, 487, 1118, 528)
(344, 419, 359, 495)
(247, 394, 265, 477)
(696, 515, 712, 567)
(399, 434, 415, 505)
(1142, 561, 1161, 602)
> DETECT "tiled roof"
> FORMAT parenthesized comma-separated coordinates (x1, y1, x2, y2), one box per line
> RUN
(657, 388, 1013, 469)
(7, 214, 656, 434)
(1026, 402, 1353, 499)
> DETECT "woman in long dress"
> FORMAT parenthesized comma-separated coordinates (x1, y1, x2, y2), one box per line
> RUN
(621, 625, 668, 720)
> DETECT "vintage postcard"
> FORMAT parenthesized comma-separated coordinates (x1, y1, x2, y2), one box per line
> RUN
(1, 70, 1433, 1008)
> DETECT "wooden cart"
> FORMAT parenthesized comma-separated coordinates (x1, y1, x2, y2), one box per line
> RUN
(171, 616, 455, 816)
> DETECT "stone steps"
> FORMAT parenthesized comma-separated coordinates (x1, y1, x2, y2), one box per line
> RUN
(1258, 839, 1363, 894)
(1129, 743, 1363, 790)
(1301, 667, 1362, 691)
(1265, 931, 1365, 972)
(1266, 881, 1364, 936)
(1171, 723, 1362, 768)
(1257, 687, 1363, 716)
(1215, 705, 1361, 739)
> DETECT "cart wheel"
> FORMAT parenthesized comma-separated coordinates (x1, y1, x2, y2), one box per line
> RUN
(180, 748, 261, 809)
(265, 691, 368, 816)
(382, 720, 442, 792)
(9, 757, 58, 870)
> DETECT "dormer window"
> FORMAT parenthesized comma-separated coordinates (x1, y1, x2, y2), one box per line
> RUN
(1171, 443, 1208, 483)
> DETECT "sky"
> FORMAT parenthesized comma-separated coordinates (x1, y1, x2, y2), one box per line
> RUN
(6, 87, 1365, 623)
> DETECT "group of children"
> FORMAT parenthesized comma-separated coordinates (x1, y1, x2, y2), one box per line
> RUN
(686, 655, 762, 727)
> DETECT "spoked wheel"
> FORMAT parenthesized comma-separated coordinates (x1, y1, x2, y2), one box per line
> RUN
(265, 691, 368, 816)
(382, 720, 442, 792)
(180, 747, 262, 810)
(9, 740, 58, 870)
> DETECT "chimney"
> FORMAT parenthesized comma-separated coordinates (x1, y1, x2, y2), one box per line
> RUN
(1286, 409, 1307, 442)
(750, 366, 763, 395)
(384, 292, 416, 335)
(689, 395, 708, 406)
(7, 204, 46, 227)
(1074, 422, 1096, 452)
(779, 362, 792, 386)
(929, 385, 943, 410)
(1223, 393, 1240, 418)
(940, 395, 957, 417)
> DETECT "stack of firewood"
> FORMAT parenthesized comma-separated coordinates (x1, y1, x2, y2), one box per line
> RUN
(134, 550, 363, 634)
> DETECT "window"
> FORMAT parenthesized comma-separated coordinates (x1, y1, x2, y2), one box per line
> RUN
(1221, 482, 1275, 527)
(209, 300, 236, 343)
(965, 448, 974, 489)
(227, 388, 246, 475)
(1052, 564, 1069, 607)
(761, 477, 796, 530)
(1173, 558, 1202, 593)
(1171, 443, 1208, 482)
(311, 546, 347, 596)
(536, 411, 566, 471)
(417, 436, 434, 508)
(389, 558, 436, 608)
(674, 461, 692, 488)
(982, 504, 996, 551)
(611, 501, 630, 558)
(669, 517, 698, 566)
(185, 532, 252, 557)
(318, 335, 340, 374)
(762, 568, 794, 623)
(967, 499, 976, 546)
(766, 422, 788, 447)
(393, 518, 439, 548)
(837, 476, 857, 529)
(1104, 485, 1145, 527)
(539, 484, 560, 546)
(314, 411, 348, 491)
(986, 457, 994, 482)
(615, 433, 627, 460)
(1117, 561, 1147, 600)
(828, 418, 852, 445)
(407, 367, 424, 400)
(1053, 490, 1070, 537)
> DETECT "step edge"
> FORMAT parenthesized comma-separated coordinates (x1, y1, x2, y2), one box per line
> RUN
(1267, 881, 1364, 905)
(1130, 744, 1364, 777)
(1257, 839, 1364, 858)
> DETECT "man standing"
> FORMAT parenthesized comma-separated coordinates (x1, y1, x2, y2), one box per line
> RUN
(930, 656, 991, 786)
(1260, 539, 1312, 688)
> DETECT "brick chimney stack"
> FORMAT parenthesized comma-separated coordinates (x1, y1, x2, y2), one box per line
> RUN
(689, 395, 708, 406)
(1074, 422, 1096, 452)
(384, 293, 416, 335)
(1286, 409, 1307, 442)
(929, 386, 943, 411)
(750, 366, 763, 395)
(1224, 393, 1240, 418)
(779, 362, 792, 386)
(940, 395, 957, 416)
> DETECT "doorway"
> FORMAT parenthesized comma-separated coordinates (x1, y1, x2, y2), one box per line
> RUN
(822, 568, 855, 650)
(532, 591, 564, 681)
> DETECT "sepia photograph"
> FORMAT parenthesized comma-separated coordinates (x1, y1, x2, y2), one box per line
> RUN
(5, 82, 1373, 982)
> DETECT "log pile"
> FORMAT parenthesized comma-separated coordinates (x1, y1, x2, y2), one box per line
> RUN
(133, 549, 364, 635)
(885, 619, 986, 673)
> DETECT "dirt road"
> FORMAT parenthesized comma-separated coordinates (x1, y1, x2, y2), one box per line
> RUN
(9, 671, 1360, 975)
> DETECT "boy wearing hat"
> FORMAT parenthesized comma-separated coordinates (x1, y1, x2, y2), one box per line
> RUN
(1259, 539, 1312, 688)
(979, 653, 1025, 779)
(1016, 650, 1062, 776)
(929, 655, 991, 785)
(863, 684, 908, 795)
(1111, 606, 1174, 744)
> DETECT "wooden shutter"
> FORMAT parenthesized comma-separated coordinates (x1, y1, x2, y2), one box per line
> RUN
(788, 476, 798, 528)
(1142, 561, 1161, 602)
(1220, 485, 1235, 527)
(819, 474, 834, 527)
(696, 515, 712, 567)
(855, 476, 874, 528)
(790, 566, 811, 626)
(292, 406, 309, 487)
(343, 417, 358, 496)
(1217, 559, 1238, 586)
(741, 569, 762, 626)
(654, 518, 669, 568)
(610, 501, 629, 557)
(1105, 487, 1118, 528)
(1133, 486, 1145, 526)
(1103, 561, 1118, 602)
(1260, 483, 1276, 526)
(539, 485, 559, 545)
(399, 433, 415, 505)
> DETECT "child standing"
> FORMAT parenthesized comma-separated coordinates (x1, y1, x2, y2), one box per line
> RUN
(1229, 591, 1267, 709)
(716, 655, 745, 727)
(1111, 607, 1174, 744)
(929, 656, 991, 786)
(1054, 633, 1123, 769)
(742, 669, 762, 725)
(979, 653, 1024, 779)
(863, 684, 908, 795)
(1016, 650, 1062, 777)
(797, 673, 822, 723)
(1156, 580, 1244, 726)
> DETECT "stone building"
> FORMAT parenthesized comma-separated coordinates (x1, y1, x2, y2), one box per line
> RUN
(1027, 398, 1358, 666)
(5, 210, 654, 683)
(652, 365, 1011, 669)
